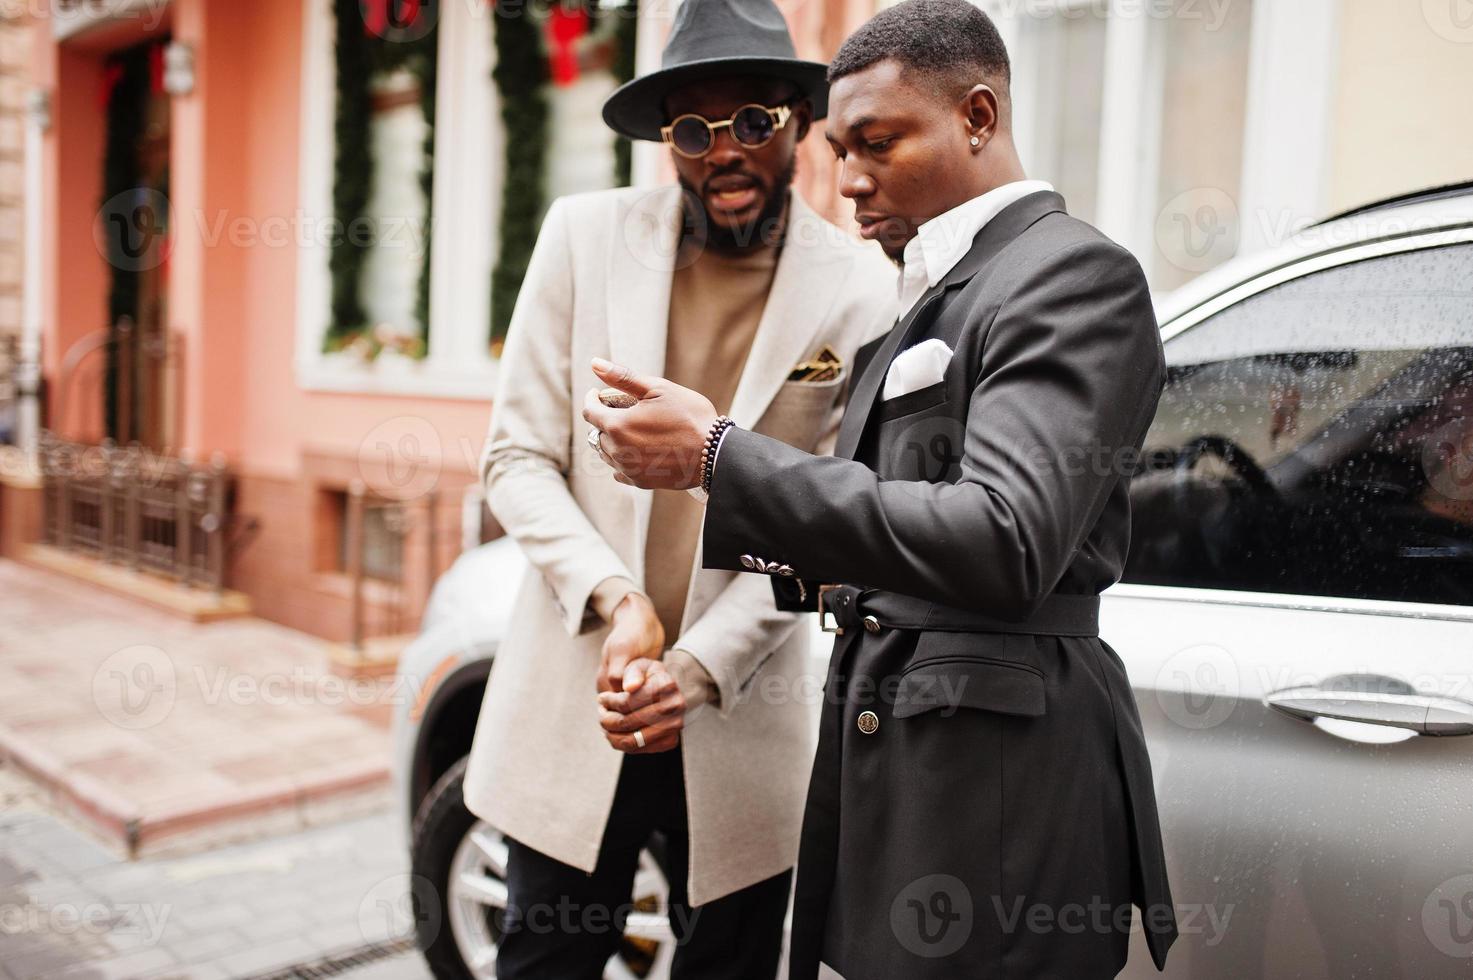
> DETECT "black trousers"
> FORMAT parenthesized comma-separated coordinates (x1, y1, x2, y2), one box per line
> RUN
(497, 746, 793, 980)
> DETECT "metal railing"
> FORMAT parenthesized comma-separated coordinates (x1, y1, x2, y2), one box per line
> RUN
(0, 335, 17, 446)
(38, 433, 235, 592)
(344, 480, 442, 651)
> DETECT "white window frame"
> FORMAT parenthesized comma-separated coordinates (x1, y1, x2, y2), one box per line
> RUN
(295, 0, 504, 400)
(987, 0, 1339, 290)
(991, 0, 1165, 263)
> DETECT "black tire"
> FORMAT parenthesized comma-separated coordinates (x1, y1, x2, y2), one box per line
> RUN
(411, 755, 488, 980)
(409, 754, 675, 980)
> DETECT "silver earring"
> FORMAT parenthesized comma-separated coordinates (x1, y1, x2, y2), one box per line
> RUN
(970, 136, 981, 146)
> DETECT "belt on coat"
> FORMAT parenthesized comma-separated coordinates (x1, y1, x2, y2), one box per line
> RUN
(816, 584, 1100, 637)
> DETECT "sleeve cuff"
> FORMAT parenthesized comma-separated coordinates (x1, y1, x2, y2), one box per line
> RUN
(588, 576, 644, 624)
(687, 424, 735, 504)
(666, 647, 720, 710)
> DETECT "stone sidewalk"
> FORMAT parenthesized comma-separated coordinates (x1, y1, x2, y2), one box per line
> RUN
(0, 766, 433, 979)
(0, 558, 394, 857)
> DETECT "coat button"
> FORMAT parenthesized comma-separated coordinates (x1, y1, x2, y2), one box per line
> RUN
(862, 615, 881, 634)
(857, 710, 879, 735)
(740, 555, 756, 569)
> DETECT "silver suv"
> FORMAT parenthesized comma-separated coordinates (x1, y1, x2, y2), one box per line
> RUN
(393, 182, 1473, 979)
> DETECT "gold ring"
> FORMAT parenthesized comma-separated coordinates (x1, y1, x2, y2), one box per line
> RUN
(633, 729, 646, 749)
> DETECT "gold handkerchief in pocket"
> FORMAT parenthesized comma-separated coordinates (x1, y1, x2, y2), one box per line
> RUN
(788, 344, 844, 383)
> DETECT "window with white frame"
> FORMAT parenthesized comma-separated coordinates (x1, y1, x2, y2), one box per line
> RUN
(296, 0, 637, 398)
(297, 0, 502, 398)
(1148, 0, 1254, 293)
(1007, 0, 1109, 226)
(990, 0, 1263, 295)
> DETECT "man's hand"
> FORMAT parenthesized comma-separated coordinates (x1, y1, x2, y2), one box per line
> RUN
(582, 358, 717, 491)
(597, 658, 687, 754)
(599, 593, 664, 694)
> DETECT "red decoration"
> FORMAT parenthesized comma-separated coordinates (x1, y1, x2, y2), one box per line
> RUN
(149, 42, 165, 95)
(363, 0, 423, 38)
(546, 5, 589, 86)
(98, 62, 125, 111)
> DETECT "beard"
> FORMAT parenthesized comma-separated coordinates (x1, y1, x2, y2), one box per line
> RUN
(677, 157, 798, 254)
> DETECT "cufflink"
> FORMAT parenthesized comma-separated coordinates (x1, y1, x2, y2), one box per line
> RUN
(740, 555, 794, 576)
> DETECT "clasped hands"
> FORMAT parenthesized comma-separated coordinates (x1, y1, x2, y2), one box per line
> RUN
(596, 592, 687, 754)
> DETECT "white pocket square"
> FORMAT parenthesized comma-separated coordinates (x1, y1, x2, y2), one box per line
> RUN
(883, 339, 953, 401)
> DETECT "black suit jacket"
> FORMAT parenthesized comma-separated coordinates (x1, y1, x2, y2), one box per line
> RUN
(702, 191, 1178, 978)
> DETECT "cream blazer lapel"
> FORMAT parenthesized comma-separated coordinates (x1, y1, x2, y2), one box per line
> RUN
(606, 187, 682, 566)
(724, 192, 846, 428)
(606, 188, 844, 594)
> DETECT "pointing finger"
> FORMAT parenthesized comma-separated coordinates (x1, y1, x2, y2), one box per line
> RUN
(592, 358, 657, 399)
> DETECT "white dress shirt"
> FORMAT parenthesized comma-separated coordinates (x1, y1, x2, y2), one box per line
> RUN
(897, 179, 1055, 315)
(708, 180, 1053, 496)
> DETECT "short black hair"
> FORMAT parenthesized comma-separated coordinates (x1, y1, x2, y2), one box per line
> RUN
(828, 0, 1010, 101)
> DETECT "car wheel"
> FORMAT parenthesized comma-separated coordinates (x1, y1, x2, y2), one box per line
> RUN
(410, 755, 676, 979)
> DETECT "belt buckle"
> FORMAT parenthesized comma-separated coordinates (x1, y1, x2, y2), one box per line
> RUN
(818, 584, 845, 635)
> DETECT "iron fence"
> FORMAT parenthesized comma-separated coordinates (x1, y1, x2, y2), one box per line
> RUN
(0, 335, 17, 446)
(344, 481, 441, 651)
(39, 433, 234, 592)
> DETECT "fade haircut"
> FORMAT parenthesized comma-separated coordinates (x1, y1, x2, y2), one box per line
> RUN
(828, 0, 1011, 104)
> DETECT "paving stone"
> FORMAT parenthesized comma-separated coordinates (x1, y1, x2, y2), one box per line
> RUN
(159, 928, 251, 965)
(40, 945, 177, 980)
(207, 935, 318, 977)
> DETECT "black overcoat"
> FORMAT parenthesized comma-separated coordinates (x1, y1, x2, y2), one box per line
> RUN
(701, 191, 1179, 979)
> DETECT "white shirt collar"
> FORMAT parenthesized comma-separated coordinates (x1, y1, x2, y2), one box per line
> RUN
(897, 179, 1055, 314)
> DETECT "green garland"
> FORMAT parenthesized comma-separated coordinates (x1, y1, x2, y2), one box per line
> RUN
(326, 0, 439, 354)
(488, 0, 638, 348)
(489, 6, 550, 347)
(325, 0, 640, 352)
(608, 1, 638, 187)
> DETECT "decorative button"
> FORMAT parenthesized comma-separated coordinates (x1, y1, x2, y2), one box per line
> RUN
(777, 565, 795, 577)
(857, 710, 879, 735)
(754, 557, 769, 573)
(863, 615, 881, 634)
(740, 555, 756, 570)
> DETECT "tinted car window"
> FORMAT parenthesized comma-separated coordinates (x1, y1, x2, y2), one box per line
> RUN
(1125, 243, 1473, 605)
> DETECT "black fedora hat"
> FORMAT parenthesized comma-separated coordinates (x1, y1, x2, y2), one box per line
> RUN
(602, 0, 829, 143)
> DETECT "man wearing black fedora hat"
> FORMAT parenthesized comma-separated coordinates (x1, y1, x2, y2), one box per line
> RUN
(460, 0, 895, 976)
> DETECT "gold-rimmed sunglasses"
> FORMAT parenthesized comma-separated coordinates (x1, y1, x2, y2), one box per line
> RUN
(660, 103, 794, 159)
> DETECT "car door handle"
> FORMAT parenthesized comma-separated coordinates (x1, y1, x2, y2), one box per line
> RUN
(1265, 685, 1473, 736)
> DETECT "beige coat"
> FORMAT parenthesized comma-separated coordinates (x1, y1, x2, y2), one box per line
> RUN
(462, 185, 896, 905)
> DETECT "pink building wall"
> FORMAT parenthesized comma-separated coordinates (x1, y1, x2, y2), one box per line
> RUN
(26, 0, 878, 639)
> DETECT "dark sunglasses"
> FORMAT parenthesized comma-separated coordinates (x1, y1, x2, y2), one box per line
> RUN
(660, 102, 794, 159)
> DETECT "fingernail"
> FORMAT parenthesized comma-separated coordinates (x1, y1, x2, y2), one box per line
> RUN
(592, 357, 612, 372)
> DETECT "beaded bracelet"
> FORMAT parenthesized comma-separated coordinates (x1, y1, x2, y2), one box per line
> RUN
(700, 415, 736, 494)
